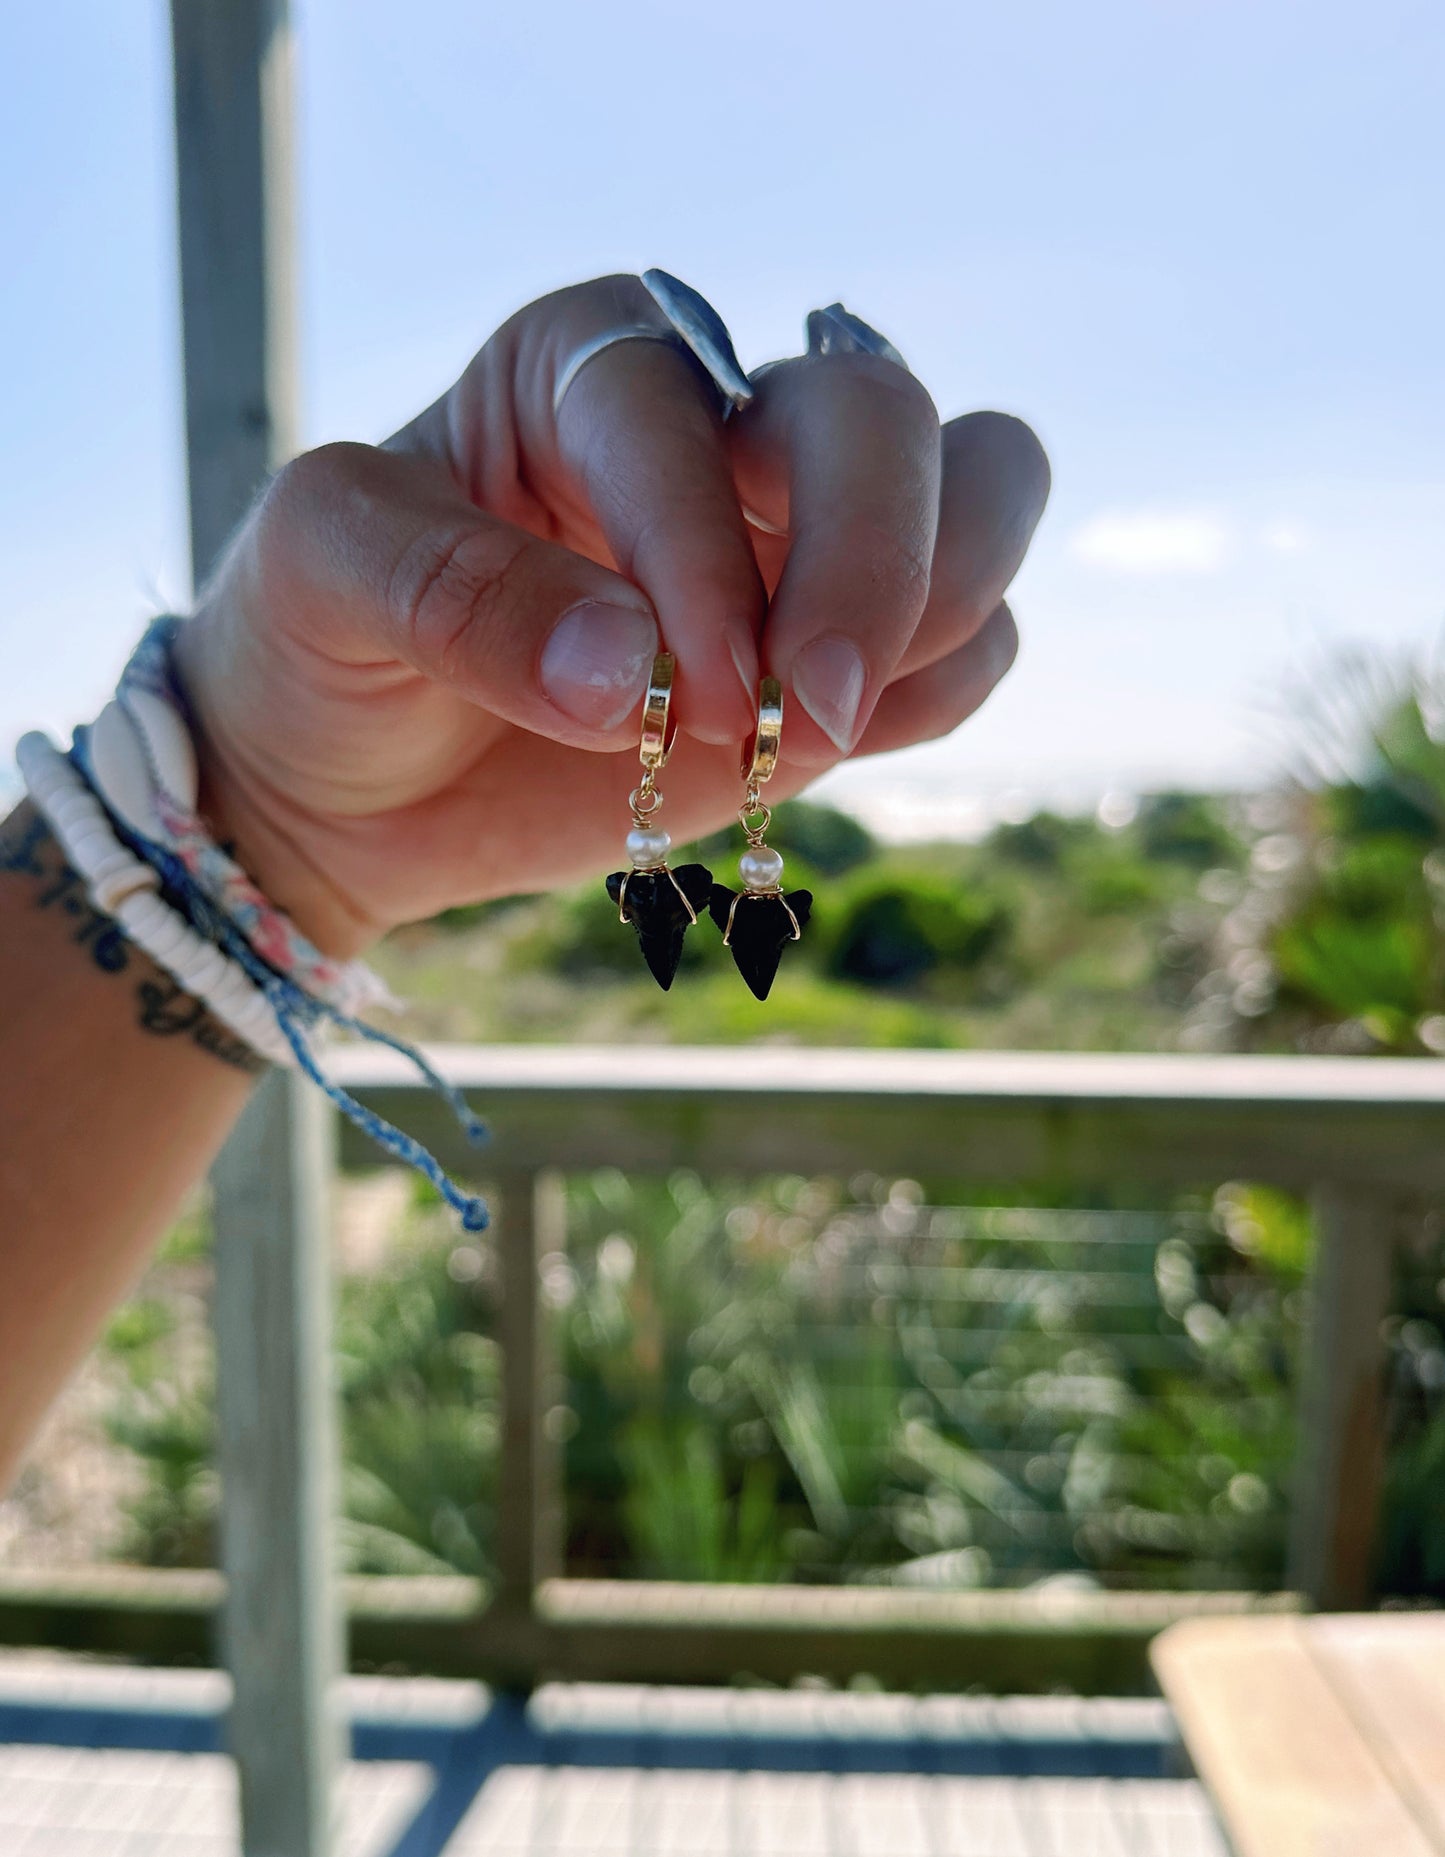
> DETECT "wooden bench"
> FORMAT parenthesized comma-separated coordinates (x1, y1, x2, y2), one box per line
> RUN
(1153, 1613, 1445, 1855)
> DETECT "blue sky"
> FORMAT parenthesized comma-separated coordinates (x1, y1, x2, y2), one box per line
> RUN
(3, 0, 1443, 818)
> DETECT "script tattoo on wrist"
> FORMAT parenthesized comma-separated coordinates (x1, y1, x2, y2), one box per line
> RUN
(0, 804, 265, 1076)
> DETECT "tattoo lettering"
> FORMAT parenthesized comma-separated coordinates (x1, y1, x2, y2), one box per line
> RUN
(139, 976, 266, 1073)
(0, 804, 265, 1076)
(137, 977, 207, 1037)
(0, 811, 47, 878)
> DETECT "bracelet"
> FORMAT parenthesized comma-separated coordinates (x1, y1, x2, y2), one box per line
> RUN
(85, 616, 393, 1019)
(16, 638, 491, 1230)
(17, 733, 296, 1068)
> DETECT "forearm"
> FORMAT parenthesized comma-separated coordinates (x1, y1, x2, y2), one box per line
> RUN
(0, 802, 260, 1488)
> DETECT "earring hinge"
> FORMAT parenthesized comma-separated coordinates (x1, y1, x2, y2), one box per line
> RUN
(639, 651, 677, 770)
(741, 676, 783, 786)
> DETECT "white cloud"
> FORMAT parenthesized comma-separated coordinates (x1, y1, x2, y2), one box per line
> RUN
(1261, 521, 1309, 554)
(1069, 510, 1233, 574)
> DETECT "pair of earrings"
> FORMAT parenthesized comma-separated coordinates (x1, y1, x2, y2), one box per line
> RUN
(605, 653, 813, 1000)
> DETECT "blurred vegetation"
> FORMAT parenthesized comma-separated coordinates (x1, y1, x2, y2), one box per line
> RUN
(1188, 654, 1445, 1057)
(375, 792, 1244, 1051)
(80, 663, 1445, 1601)
(95, 1160, 1445, 1601)
(98, 1169, 1313, 1593)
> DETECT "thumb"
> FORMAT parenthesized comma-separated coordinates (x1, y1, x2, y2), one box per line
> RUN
(247, 441, 660, 747)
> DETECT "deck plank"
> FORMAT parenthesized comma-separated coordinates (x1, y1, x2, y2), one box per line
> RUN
(0, 1744, 1217, 1857)
(0, 1659, 1219, 1856)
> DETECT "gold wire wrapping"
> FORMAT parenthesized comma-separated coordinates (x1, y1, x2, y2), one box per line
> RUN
(617, 652, 698, 925)
(721, 887, 801, 946)
(616, 862, 700, 927)
(722, 677, 798, 942)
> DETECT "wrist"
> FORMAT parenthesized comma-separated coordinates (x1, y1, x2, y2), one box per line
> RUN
(171, 623, 380, 962)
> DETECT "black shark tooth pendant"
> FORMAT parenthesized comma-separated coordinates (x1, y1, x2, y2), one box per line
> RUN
(709, 885, 813, 1001)
(606, 862, 714, 990)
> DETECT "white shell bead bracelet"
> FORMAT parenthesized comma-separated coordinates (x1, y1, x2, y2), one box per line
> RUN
(16, 732, 295, 1068)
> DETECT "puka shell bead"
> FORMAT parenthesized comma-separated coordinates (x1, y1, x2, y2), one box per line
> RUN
(739, 845, 785, 891)
(89, 692, 199, 835)
(626, 826, 672, 868)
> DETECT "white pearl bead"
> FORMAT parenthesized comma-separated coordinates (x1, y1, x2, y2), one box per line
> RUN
(626, 826, 672, 868)
(740, 846, 784, 891)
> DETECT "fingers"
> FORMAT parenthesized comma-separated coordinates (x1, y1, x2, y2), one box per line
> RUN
(397, 274, 764, 748)
(249, 441, 660, 747)
(382, 273, 1048, 770)
(852, 603, 1020, 758)
(898, 411, 1050, 679)
(550, 329, 764, 746)
(727, 351, 944, 765)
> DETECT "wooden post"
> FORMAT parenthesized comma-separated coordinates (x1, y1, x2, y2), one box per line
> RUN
(212, 1072, 343, 1856)
(170, 0, 297, 585)
(1287, 1184, 1396, 1610)
(169, 3, 326, 1850)
(494, 1169, 568, 1617)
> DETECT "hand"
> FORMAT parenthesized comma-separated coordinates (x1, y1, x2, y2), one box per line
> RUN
(176, 274, 1049, 957)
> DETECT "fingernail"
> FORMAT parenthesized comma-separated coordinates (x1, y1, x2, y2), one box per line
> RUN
(540, 601, 658, 730)
(729, 632, 758, 705)
(678, 632, 758, 746)
(792, 636, 868, 752)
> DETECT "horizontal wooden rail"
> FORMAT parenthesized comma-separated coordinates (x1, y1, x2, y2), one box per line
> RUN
(0, 1566, 1297, 1696)
(330, 1046, 1445, 1191)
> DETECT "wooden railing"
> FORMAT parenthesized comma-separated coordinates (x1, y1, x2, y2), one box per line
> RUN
(213, 1049, 1444, 1697)
(6, 1045, 1442, 1854)
(327, 1043, 1445, 1607)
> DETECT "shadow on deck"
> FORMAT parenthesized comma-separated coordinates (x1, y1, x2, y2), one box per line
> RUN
(0, 1662, 1223, 1856)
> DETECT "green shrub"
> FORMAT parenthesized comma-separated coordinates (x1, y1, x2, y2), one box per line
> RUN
(1268, 838, 1437, 1036)
(696, 800, 876, 877)
(820, 872, 1011, 988)
(1136, 792, 1240, 867)
(658, 969, 953, 1046)
(987, 811, 1097, 869)
(1078, 856, 1164, 916)
(336, 1224, 500, 1577)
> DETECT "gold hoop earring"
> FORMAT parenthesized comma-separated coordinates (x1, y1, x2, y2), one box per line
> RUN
(707, 675, 812, 1000)
(604, 652, 714, 990)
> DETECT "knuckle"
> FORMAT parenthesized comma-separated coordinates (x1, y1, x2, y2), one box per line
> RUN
(819, 349, 939, 425)
(250, 441, 379, 596)
(267, 440, 373, 516)
(857, 516, 934, 617)
(524, 272, 653, 336)
(387, 521, 533, 681)
(948, 410, 1051, 502)
(627, 484, 739, 578)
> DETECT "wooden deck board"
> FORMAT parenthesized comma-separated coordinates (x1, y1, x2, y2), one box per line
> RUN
(0, 1659, 1222, 1855)
(0, 1744, 1226, 1856)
